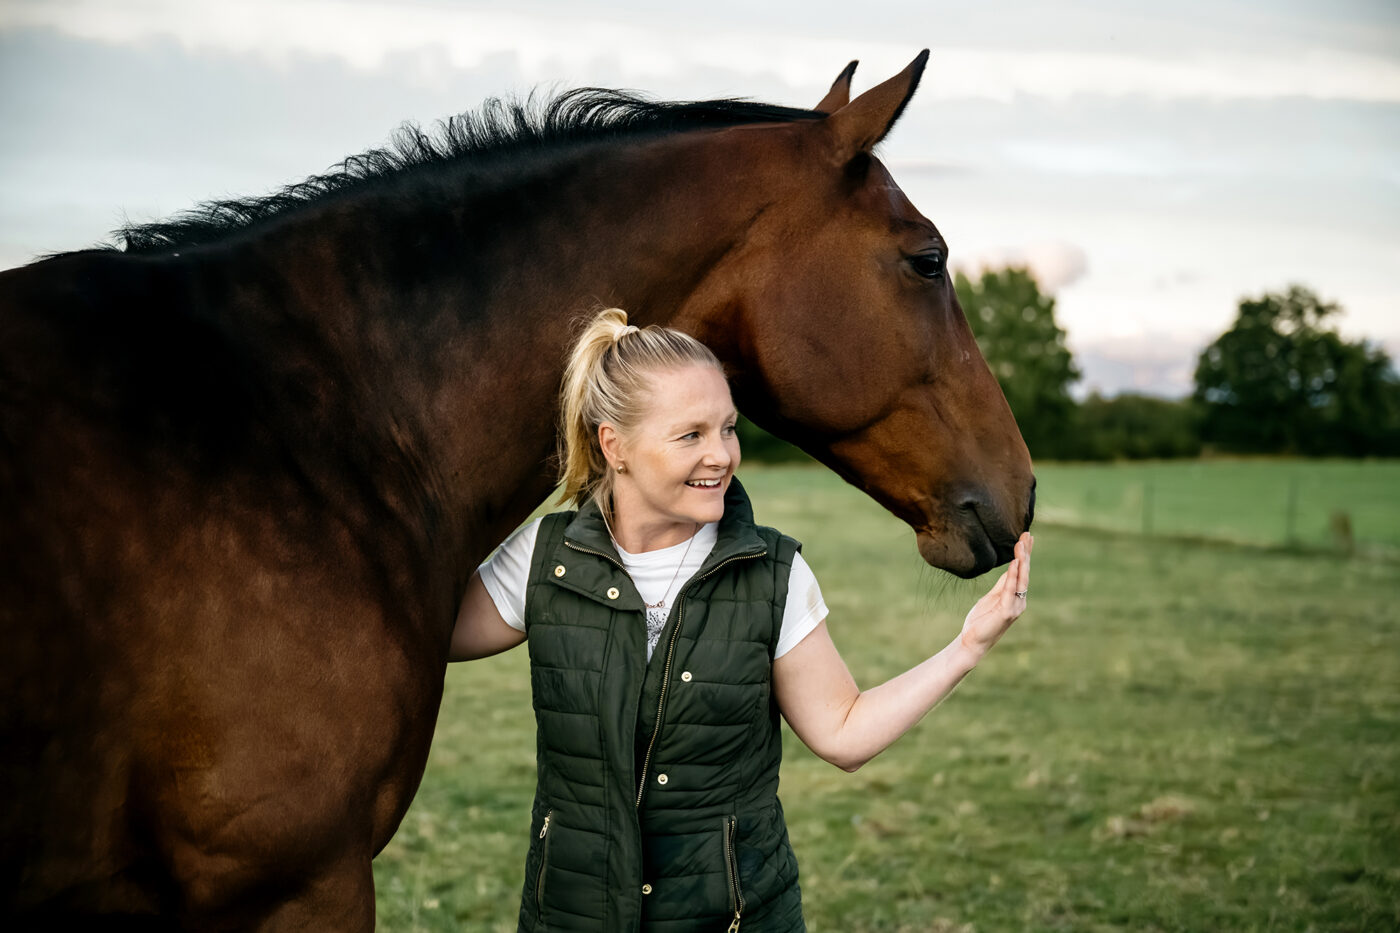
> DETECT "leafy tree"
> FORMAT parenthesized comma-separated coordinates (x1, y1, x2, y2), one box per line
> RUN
(955, 266, 1080, 459)
(1193, 285, 1400, 455)
(1075, 392, 1202, 460)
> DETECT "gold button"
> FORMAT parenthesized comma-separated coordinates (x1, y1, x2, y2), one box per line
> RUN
(606, 586, 620, 600)
(680, 671, 692, 682)
(641, 883, 652, 895)
(554, 564, 566, 577)
(657, 773, 668, 785)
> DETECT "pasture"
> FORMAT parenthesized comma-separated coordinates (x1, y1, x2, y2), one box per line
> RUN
(1032, 459, 1400, 558)
(375, 462, 1400, 931)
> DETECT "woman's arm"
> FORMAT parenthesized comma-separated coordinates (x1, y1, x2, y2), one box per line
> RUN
(773, 532, 1032, 772)
(449, 570, 527, 662)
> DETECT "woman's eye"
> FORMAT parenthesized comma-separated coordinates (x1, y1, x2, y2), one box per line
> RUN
(723, 423, 737, 436)
(908, 251, 945, 280)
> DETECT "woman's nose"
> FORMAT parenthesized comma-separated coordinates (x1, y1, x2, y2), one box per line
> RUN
(701, 435, 731, 467)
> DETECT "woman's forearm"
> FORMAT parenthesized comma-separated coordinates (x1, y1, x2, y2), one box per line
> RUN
(774, 533, 1032, 773)
(824, 637, 984, 771)
(773, 622, 989, 773)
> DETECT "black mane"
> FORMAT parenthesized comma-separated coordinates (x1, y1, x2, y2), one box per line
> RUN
(113, 89, 822, 254)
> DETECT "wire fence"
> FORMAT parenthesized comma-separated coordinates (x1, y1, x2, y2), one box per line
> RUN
(1031, 459, 1400, 561)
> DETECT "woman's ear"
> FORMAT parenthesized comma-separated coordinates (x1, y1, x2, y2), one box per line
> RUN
(598, 422, 622, 471)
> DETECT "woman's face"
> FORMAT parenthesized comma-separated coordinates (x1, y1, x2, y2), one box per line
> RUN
(606, 363, 741, 539)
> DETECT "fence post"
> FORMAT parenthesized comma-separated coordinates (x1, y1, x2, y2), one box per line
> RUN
(1284, 476, 1299, 546)
(1142, 480, 1154, 537)
(1330, 510, 1355, 556)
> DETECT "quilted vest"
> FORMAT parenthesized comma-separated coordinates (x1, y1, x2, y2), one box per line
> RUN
(516, 479, 805, 933)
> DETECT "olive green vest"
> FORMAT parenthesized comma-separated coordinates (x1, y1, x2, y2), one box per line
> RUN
(516, 479, 805, 932)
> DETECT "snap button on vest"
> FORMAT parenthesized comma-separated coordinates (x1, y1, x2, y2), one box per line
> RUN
(656, 773, 668, 785)
(680, 671, 692, 682)
(553, 564, 565, 577)
(641, 883, 652, 895)
(606, 586, 620, 599)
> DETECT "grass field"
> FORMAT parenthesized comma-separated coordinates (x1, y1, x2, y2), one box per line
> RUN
(374, 462, 1400, 931)
(1032, 459, 1400, 558)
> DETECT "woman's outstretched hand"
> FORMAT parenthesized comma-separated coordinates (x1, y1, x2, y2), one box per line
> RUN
(775, 530, 1036, 772)
(958, 532, 1034, 659)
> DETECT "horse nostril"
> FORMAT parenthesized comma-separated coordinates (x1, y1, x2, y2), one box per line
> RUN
(1026, 477, 1037, 529)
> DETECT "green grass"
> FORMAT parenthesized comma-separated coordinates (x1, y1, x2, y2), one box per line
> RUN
(1032, 459, 1400, 558)
(375, 462, 1400, 931)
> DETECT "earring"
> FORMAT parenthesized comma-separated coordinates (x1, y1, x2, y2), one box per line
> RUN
(617, 463, 627, 474)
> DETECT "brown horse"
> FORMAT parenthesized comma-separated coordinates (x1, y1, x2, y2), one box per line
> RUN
(0, 52, 1032, 928)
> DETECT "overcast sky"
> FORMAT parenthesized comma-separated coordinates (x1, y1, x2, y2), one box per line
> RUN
(2, 0, 1397, 396)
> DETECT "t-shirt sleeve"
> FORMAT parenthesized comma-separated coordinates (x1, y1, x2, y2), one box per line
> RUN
(477, 517, 543, 633)
(774, 550, 828, 660)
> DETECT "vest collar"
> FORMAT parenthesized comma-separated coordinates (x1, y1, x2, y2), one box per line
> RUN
(562, 476, 767, 576)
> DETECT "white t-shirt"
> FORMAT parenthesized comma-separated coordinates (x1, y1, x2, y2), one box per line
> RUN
(479, 517, 827, 662)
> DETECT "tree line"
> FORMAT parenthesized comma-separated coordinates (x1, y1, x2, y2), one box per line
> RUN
(738, 270, 1400, 462)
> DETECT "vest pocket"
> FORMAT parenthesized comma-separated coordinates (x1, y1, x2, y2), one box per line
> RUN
(534, 809, 553, 912)
(723, 815, 745, 929)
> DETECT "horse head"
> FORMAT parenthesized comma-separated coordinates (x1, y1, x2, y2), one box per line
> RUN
(680, 52, 1035, 578)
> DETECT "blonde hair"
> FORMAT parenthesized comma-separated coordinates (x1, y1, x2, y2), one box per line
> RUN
(558, 308, 724, 516)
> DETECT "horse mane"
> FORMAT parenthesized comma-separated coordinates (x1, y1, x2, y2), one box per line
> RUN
(111, 89, 823, 254)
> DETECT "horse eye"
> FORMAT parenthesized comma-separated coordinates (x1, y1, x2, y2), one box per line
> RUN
(908, 251, 945, 280)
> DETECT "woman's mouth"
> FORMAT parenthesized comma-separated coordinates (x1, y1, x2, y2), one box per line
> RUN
(685, 478, 722, 489)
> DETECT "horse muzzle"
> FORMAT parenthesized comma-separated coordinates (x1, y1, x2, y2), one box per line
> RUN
(916, 479, 1034, 578)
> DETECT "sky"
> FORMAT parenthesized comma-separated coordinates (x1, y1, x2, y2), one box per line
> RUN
(1, 0, 1397, 397)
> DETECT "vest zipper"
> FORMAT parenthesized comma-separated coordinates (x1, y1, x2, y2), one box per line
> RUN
(535, 809, 553, 910)
(633, 547, 766, 808)
(560, 538, 766, 807)
(562, 539, 624, 569)
(724, 815, 744, 931)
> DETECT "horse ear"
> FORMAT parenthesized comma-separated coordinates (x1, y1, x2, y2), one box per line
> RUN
(814, 60, 859, 113)
(826, 49, 929, 155)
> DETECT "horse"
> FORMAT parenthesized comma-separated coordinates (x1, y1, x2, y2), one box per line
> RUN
(0, 52, 1034, 928)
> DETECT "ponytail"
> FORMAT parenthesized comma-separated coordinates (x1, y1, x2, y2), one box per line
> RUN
(558, 308, 723, 517)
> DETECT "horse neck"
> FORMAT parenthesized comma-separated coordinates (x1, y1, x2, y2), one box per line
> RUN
(243, 132, 781, 579)
(444, 136, 779, 549)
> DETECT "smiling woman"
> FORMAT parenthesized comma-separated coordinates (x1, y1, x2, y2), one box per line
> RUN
(447, 307, 1034, 931)
(600, 363, 740, 548)
(558, 308, 738, 546)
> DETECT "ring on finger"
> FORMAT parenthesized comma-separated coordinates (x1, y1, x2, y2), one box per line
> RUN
(1015, 590, 1028, 598)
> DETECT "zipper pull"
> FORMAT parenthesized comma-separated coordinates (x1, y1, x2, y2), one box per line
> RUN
(539, 813, 551, 839)
(727, 913, 741, 932)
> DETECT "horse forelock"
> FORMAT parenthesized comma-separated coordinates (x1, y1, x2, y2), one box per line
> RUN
(102, 89, 824, 255)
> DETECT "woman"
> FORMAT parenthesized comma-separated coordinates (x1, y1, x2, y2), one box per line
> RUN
(450, 308, 1033, 932)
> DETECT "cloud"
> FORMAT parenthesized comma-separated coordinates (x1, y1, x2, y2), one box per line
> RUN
(999, 140, 1172, 178)
(954, 241, 1089, 293)
(5, 0, 1400, 103)
(1070, 331, 1209, 399)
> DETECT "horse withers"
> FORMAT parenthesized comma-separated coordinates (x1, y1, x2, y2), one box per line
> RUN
(0, 52, 1033, 928)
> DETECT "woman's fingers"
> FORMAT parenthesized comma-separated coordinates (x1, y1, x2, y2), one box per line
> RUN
(981, 533, 1035, 619)
(1019, 533, 1033, 595)
(987, 562, 1014, 616)
(963, 534, 1035, 654)
(986, 564, 1011, 601)
(1004, 533, 1030, 600)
